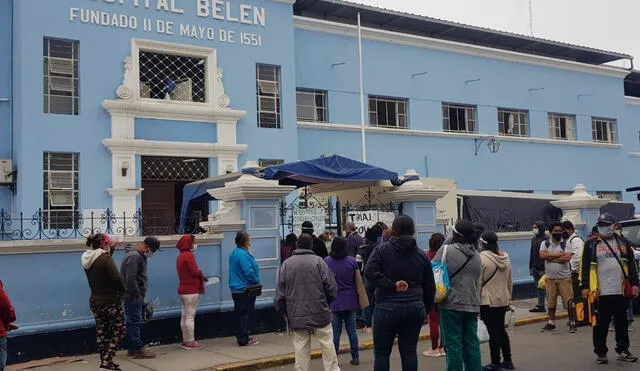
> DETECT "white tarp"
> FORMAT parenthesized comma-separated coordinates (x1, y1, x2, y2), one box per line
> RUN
(292, 208, 326, 236)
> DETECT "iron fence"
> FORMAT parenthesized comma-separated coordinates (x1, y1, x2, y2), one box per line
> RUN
(0, 208, 204, 241)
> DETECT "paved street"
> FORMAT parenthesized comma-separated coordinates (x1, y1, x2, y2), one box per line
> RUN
(266, 320, 640, 370)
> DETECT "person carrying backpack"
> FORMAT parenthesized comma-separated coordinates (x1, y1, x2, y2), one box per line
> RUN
(539, 222, 575, 333)
(562, 221, 584, 299)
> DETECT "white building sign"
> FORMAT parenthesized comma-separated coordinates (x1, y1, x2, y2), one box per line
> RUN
(346, 210, 395, 236)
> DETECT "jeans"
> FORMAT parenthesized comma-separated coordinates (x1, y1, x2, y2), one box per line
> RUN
(232, 293, 256, 346)
(532, 269, 546, 308)
(480, 306, 512, 365)
(593, 295, 630, 356)
(363, 278, 375, 327)
(332, 310, 359, 361)
(373, 301, 426, 371)
(124, 299, 144, 353)
(440, 309, 482, 371)
(0, 337, 7, 371)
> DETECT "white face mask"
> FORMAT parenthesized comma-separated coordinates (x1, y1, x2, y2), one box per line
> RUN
(145, 251, 155, 258)
(598, 225, 613, 237)
(532, 228, 539, 235)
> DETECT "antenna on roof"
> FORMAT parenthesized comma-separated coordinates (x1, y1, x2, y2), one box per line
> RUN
(528, 0, 534, 36)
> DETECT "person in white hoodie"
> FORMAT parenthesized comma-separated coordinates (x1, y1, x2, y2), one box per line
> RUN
(479, 231, 514, 371)
(82, 234, 126, 371)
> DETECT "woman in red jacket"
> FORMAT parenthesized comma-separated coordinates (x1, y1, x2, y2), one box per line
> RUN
(1, 280, 17, 371)
(176, 234, 205, 350)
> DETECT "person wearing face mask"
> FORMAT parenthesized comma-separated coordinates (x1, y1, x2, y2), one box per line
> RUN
(529, 221, 547, 313)
(582, 214, 640, 364)
(176, 234, 206, 350)
(229, 231, 261, 346)
(120, 236, 161, 359)
(539, 222, 575, 333)
(561, 220, 584, 299)
(82, 234, 126, 371)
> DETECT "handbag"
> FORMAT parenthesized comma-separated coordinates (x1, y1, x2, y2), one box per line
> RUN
(244, 284, 263, 297)
(355, 269, 370, 309)
(601, 238, 634, 298)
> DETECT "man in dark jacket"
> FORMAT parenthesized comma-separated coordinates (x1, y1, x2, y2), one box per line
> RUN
(301, 221, 329, 258)
(344, 222, 364, 257)
(120, 236, 160, 359)
(275, 234, 339, 371)
(529, 221, 547, 312)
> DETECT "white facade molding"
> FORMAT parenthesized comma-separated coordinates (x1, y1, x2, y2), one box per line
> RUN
(103, 139, 247, 158)
(629, 152, 640, 157)
(294, 17, 630, 79)
(209, 163, 296, 202)
(271, 0, 296, 3)
(625, 96, 640, 106)
(384, 170, 449, 203)
(102, 99, 246, 124)
(497, 231, 534, 241)
(298, 122, 623, 149)
(551, 184, 608, 229)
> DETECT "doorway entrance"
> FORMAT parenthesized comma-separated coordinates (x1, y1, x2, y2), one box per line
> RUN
(141, 156, 209, 235)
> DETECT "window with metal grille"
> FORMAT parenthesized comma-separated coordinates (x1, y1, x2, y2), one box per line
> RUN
(138, 51, 206, 103)
(443, 103, 476, 133)
(43, 38, 79, 115)
(141, 157, 208, 181)
(256, 64, 281, 128)
(498, 109, 528, 137)
(592, 118, 617, 144)
(259, 159, 284, 168)
(43, 152, 79, 229)
(548, 114, 576, 140)
(296, 89, 327, 122)
(596, 191, 622, 201)
(368, 96, 408, 128)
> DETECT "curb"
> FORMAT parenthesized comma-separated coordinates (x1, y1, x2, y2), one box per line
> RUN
(210, 312, 569, 371)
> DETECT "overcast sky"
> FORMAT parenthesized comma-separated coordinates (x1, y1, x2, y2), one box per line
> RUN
(353, 0, 638, 68)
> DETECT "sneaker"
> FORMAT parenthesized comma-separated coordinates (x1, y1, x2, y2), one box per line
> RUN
(439, 348, 447, 357)
(132, 348, 156, 359)
(482, 364, 501, 371)
(350, 359, 360, 366)
(501, 361, 515, 369)
(541, 323, 556, 332)
(181, 342, 206, 350)
(617, 351, 638, 362)
(99, 363, 122, 371)
(529, 306, 546, 313)
(246, 337, 260, 346)
(569, 326, 577, 333)
(423, 349, 441, 357)
(597, 355, 608, 364)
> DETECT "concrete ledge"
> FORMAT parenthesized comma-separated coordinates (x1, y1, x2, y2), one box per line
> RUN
(211, 312, 569, 371)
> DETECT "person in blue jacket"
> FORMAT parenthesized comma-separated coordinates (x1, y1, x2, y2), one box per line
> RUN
(229, 231, 261, 346)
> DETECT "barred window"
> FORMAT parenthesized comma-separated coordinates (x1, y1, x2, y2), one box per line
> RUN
(139, 51, 206, 103)
(443, 103, 476, 133)
(259, 159, 284, 168)
(296, 89, 327, 122)
(43, 152, 79, 229)
(548, 114, 576, 140)
(256, 64, 281, 128)
(498, 109, 528, 137)
(596, 191, 622, 201)
(43, 38, 79, 115)
(368, 96, 408, 128)
(592, 118, 617, 144)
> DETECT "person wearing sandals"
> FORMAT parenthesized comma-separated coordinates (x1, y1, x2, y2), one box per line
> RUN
(176, 234, 206, 350)
(423, 233, 446, 358)
(82, 234, 126, 371)
(325, 236, 361, 366)
(479, 231, 514, 370)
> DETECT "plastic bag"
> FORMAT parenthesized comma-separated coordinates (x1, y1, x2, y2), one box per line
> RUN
(477, 318, 490, 344)
(537, 274, 546, 289)
(432, 245, 451, 304)
(507, 307, 516, 336)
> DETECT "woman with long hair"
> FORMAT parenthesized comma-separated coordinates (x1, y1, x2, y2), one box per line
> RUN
(81, 234, 125, 371)
(479, 231, 514, 370)
(365, 215, 436, 371)
(325, 236, 361, 365)
(176, 234, 206, 350)
(432, 220, 482, 371)
(423, 233, 446, 358)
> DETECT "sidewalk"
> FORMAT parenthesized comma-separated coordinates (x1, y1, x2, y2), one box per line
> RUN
(7, 298, 566, 371)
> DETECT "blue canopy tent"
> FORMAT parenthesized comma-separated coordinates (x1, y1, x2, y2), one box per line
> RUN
(178, 155, 399, 233)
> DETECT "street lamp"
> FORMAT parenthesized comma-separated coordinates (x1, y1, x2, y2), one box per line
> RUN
(474, 136, 501, 156)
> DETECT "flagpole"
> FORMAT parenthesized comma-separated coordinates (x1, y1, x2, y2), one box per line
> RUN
(357, 12, 367, 163)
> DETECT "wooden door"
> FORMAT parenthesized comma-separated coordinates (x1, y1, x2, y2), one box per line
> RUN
(141, 181, 176, 236)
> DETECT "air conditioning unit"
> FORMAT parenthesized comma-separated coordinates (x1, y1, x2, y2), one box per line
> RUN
(0, 159, 13, 184)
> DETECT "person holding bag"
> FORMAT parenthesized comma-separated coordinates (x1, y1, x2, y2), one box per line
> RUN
(325, 236, 365, 366)
(479, 232, 514, 371)
(229, 231, 261, 347)
(581, 213, 639, 364)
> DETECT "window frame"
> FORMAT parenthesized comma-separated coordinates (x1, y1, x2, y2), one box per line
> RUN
(296, 89, 328, 123)
(442, 103, 477, 134)
(256, 64, 282, 129)
(43, 37, 79, 115)
(591, 118, 617, 144)
(498, 108, 529, 137)
(368, 95, 408, 129)
(548, 113, 576, 141)
(43, 152, 79, 230)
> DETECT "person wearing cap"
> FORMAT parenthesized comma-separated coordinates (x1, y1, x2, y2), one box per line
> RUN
(431, 219, 482, 371)
(120, 236, 160, 359)
(176, 234, 206, 350)
(581, 213, 639, 364)
(479, 231, 514, 371)
(301, 221, 329, 258)
(562, 220, 584, 299)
